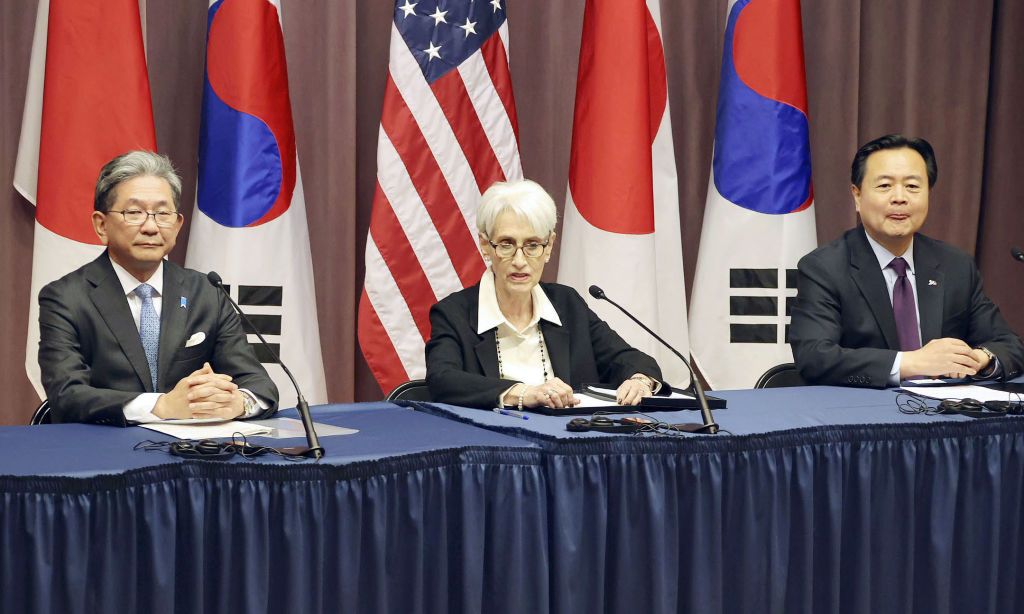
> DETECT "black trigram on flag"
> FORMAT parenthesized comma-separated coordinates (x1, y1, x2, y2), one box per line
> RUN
(728, 268, 798, 343)
(224, 284, 283, 363)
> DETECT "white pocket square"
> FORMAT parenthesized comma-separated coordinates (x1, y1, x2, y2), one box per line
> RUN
(185, 332, 206, 348)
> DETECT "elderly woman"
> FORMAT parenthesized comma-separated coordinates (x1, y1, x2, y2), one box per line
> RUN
(425, 179, 665, 411)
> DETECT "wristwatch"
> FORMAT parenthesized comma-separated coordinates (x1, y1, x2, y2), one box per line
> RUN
(976, 347, 997, 377)
(242, 393, 259, 418)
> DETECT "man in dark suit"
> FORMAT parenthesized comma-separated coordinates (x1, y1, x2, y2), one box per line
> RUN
(38, 151, 278, 425)
(789, 134, 1024, 387)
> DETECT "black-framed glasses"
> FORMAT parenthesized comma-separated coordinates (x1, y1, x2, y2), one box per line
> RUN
(486, 235, 551, 259)
(107, 209, 181, 228)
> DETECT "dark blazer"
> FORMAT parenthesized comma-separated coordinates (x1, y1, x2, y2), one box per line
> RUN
(38, 253, 279, 425)
(425, 281, 664, 408)
(789, 228, 1024, 387)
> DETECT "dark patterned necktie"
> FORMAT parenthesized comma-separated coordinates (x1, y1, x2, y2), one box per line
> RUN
(889, 257, 921, 351)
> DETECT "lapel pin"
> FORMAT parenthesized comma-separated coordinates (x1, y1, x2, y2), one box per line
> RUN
(180, 296, 188, 308)
(928, 280, 938, 286)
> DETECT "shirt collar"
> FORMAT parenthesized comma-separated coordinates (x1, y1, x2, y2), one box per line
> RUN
(109, 254, 164, 297)
(476, 268, 561, 334)
(863, 230, 916, 274)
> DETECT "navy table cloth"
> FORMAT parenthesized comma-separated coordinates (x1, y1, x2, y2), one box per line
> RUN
(416, 385, 1024, 614)
(0, 403, 544, 614)
(3, 388, 1024, 614)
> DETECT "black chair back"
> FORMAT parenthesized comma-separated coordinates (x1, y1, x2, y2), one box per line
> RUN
(30, 399, 52, 425)
(754, 363, 807, 389)
(386, 379, 432, 402)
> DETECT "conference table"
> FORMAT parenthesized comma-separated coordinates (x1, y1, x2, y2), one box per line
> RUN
(0, 404, 545, 614)
(3, 387, 1024, 614)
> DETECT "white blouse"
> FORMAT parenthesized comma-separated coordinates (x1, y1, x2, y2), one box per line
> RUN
(477, 269, 562, 389)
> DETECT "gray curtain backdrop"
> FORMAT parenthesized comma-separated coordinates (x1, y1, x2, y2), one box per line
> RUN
(1, 0, 1021, 425)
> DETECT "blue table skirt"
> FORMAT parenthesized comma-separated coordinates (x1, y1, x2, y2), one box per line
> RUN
(415, 387, 1024, 614)
(6, 394, 1024, 613)
(0, 404, 548, 614)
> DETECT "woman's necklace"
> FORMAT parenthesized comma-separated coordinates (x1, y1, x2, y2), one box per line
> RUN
(495, 327, 550, 382)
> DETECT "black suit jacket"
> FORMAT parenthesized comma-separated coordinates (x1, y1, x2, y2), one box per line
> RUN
(425, 282, 664, 408)
(789, 228, 1024, 387)
(38, 253, 279, 425)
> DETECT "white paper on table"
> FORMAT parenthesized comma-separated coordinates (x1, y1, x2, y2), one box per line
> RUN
(573, 392, 619, 409)
(904, 378, 954, 385)
(247, 417, 358, 438)
(139, 420, 273, 440)
(900, 385, 1024, 403)
(575, 385, 697, 409)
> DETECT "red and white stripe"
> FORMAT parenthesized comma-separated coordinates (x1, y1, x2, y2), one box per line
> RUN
(359, 17, 522, 393)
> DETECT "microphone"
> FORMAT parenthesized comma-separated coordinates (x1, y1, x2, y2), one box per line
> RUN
(1012, 247, 1024, 263)
(588, 285, 719, 434)
(207, 271, 324, 458)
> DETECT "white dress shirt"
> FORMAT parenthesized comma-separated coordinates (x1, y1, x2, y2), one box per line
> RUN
(864, 233, 998, 383)
(109, 257, 167, 423)
(477, 269, 562, 404)
(863, 233, 920, 385)
(110, 256, 263, 422)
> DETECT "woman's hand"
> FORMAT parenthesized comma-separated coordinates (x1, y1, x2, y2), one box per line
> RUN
(616, 374, 654, 406)
(521, 378, 579, 409)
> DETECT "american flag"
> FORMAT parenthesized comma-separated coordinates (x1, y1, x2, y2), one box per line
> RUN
(359, 0, 523, 393)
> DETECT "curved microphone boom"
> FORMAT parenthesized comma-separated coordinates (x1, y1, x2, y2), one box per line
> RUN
(208, 271, 324, 458)
(588, 285, 719, 434)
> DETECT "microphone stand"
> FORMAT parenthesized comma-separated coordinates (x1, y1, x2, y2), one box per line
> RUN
(208, 272, 324, 458)
(589, 285, 718, 434)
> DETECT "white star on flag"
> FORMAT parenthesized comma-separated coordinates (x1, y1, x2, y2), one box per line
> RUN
(490, 0, 502, 13)
(399, 0, 417, 18)
(430, 6, 448, 25)
(424, 41, 442, 60)
(459, 17, 477, 37)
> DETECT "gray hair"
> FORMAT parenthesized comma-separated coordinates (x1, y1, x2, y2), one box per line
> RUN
(94, 150, 182, 212)
(476, 179, 557, 238)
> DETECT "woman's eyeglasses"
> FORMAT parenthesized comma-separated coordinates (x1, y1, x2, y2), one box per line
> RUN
(487, 236, 550, 259)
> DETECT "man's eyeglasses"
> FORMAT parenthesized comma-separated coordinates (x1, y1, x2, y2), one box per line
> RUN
(107, 209, 181, 228)
(486, 236, 551, 260)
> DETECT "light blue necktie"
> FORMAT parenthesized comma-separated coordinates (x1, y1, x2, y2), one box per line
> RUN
(134, 283, 160, 391)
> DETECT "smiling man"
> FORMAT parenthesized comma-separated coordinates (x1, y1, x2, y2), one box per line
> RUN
(38, 151, 278, 424)
(789, 134, 1024, 387)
